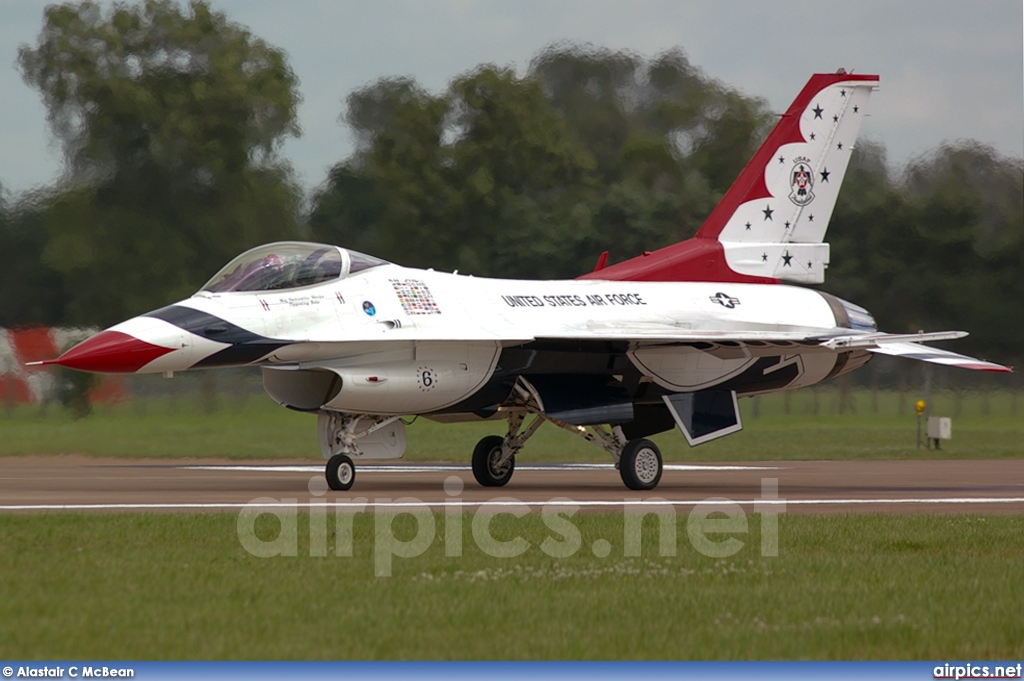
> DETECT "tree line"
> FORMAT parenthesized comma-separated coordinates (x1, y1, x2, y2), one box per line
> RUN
(1, 0, 1021, 368)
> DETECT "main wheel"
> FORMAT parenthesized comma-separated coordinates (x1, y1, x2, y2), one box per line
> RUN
(325, 453, 355, 491)
(619, 439, 663, 490)
(472, 435, 515, 487)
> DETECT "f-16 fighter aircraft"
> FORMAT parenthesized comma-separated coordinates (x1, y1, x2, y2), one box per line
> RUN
(37, 71, 1011, 491)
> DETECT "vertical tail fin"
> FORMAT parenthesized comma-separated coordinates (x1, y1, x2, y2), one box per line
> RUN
(581, 71, 880, 284)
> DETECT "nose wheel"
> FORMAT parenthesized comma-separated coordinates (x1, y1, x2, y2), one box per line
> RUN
(326, 453, 356, 491)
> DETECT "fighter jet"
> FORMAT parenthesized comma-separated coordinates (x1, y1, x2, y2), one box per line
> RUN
(37, 71, 1011, 491)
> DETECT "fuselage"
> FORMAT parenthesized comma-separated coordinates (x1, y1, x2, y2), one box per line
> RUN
(55, 243, 873, 420)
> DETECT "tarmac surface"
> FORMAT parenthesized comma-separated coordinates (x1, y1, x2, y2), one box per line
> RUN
(1, 456, 1023, 514)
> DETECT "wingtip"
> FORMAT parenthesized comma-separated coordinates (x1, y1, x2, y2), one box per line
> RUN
(963, 362, 1013, 373)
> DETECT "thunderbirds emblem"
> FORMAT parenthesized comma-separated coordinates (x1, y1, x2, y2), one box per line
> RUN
(789, 157, 815, 206)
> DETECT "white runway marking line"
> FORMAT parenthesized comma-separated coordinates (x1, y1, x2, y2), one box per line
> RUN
(180, 463, 786, 473)
(3, 497, 1024, 511)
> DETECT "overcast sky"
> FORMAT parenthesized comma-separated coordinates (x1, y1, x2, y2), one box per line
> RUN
(1, 0, 1021, 196)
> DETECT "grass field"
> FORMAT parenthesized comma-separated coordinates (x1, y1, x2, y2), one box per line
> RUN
(1, 387, 1021, 461)
(1, 512, 1021, 659)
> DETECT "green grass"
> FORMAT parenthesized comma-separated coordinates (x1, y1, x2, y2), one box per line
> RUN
(0, 399, 319, 459)
(0, 512, 1021, 659)
(1, 388, 1021, 461)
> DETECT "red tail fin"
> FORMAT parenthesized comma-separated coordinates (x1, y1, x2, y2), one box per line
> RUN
(581, 71, 879, 284)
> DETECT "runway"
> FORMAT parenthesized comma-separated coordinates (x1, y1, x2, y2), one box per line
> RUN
(1, 456, 1023, 514)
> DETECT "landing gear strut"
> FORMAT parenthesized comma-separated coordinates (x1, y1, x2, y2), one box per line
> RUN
(473, 379, 665, 490)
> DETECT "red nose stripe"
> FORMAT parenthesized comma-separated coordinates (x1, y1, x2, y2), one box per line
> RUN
(47, 330, 175, 373)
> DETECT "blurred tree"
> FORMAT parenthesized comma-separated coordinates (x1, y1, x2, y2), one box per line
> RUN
(825, 141, 918, 324)
(641, 50, 774, 195)
(312, 46, 773, 278)
(445, 66, 597, 278)
(530, 46, 773, 266)
(311, 67, 598, 279)
(323, 77, 460, 269)
(18, 0, 302, 325)
(0, 191, 67, 327)
(529, 45, 640, 182)
(826, 142, 1023, 366)
(900, 143, 1023, 363)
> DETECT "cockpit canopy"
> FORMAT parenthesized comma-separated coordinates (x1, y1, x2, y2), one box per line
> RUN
(200, 242, 390, 294)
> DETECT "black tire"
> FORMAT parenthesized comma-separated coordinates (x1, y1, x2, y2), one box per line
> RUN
(619, 439, 663, 490)
(325, 453, 356, 491)
(471, 435, 515, 487)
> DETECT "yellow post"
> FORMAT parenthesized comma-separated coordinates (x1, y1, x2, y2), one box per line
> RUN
(915, 400, 926, 449)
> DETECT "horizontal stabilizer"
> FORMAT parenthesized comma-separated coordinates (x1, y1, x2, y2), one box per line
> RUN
(663, 391, 743, 446)
(816, 330, 1011, 372)
(868, 341, 1012, 373)
(818, 330, 968, 350)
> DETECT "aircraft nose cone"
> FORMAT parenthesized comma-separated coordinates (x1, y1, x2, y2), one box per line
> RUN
(49, 330, 176, 373)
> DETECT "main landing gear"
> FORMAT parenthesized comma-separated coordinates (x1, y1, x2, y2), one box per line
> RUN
(471, 435, 514, 487)
(470, 408, 664, 491)
(316, 400, 665, 491)
(618, 438, 663, 490)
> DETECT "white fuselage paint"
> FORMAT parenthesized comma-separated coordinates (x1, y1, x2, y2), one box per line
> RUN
(117, 263, 848, 416)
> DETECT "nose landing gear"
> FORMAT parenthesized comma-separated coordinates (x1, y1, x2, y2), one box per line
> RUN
(326, 453, 355, 491)
(318, 411, 405, 491)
